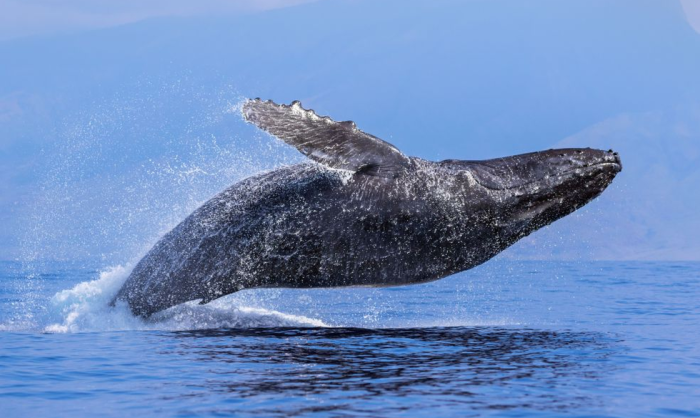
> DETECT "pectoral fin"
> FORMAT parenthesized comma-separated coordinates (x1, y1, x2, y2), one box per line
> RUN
(242, 99, 410, 178)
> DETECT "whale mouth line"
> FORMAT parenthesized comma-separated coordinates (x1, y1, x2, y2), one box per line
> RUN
(472, 161, 621, 191)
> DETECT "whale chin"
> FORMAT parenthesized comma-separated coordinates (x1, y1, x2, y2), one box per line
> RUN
(445, 148, 621, 243)
(504, 150, 622, 234)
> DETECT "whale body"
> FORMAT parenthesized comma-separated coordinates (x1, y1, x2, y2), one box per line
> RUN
(113, 99, 622, 317)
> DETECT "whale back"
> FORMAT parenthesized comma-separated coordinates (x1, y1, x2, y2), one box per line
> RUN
(113, 164, 341, 316)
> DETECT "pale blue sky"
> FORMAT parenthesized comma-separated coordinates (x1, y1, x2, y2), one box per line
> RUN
(0, 0, 318, 40)
(1, 0, 699, 41)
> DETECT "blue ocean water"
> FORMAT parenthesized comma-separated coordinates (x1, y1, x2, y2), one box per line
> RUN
(0, 260, 698, 417)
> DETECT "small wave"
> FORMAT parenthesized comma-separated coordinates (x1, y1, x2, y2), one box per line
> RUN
(43, 265, 326, 333)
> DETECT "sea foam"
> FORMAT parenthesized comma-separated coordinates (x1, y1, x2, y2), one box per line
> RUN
(43, 265, 326, 333)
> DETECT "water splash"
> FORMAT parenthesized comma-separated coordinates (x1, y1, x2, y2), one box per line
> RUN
(17, 82, 302, 265)
(7, 81, 317, 331)
(43, 265, 327, 333)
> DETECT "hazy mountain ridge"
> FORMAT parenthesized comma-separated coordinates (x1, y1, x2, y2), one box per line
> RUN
(556, 107, 700, 260)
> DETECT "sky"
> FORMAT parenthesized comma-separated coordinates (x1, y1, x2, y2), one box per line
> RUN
(1, 0, 699, 263)
(1, 0, 699, 40)
(0, 0, 318, 41)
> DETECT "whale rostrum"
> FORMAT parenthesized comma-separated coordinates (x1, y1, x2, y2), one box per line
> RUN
(113, 99, 622, 317)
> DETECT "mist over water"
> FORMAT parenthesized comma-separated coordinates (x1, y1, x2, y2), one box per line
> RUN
(1, 85, 260, 330)
(18, 83, 300, 263)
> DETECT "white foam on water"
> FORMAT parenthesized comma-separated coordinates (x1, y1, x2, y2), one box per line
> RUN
(150, 301, 328, 330)
(42, 265, 327, 333)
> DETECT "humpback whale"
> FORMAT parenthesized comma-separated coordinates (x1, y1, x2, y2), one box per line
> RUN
(113, 99, 622, 317)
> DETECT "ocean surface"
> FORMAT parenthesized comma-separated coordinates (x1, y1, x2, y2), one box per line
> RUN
(0, 260, 698, 417)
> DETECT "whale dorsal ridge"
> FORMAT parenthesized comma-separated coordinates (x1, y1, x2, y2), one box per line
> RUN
(242, 99, 410, 178)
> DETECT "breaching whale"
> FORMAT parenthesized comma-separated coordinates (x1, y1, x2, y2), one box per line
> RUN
(113, 99, 622, 317)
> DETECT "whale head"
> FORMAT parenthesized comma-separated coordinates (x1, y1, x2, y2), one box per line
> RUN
(439, 148, 622, 251)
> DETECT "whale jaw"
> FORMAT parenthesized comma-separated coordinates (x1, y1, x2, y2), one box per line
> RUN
(439, 148, 621, 250)
(508, 148, 622, 229)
